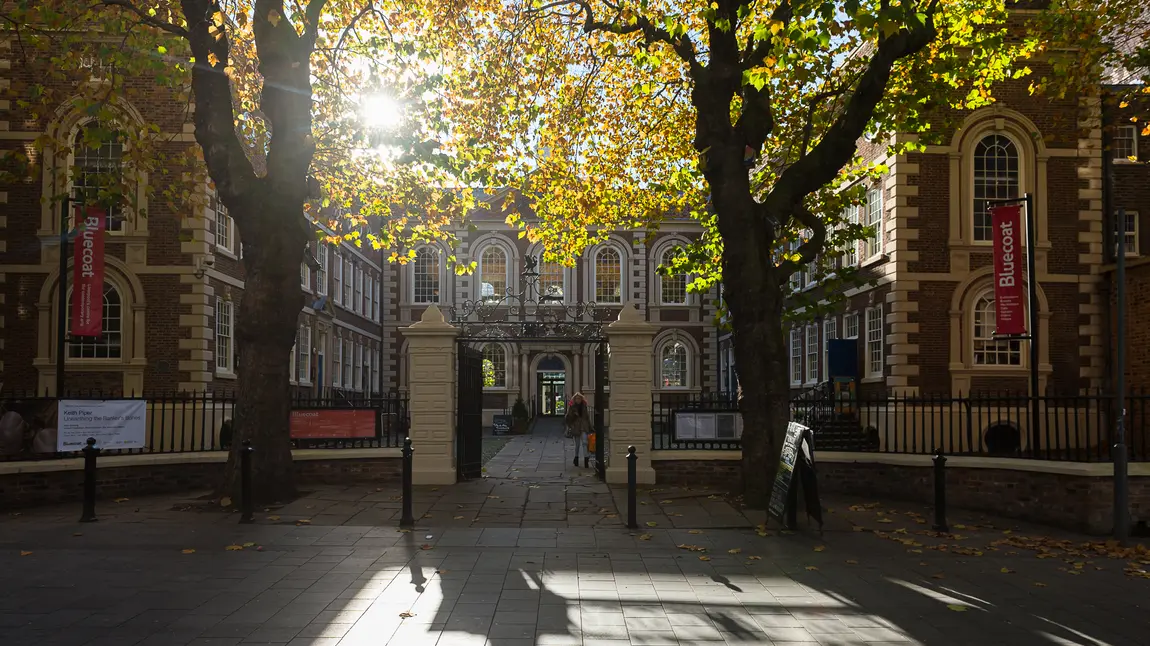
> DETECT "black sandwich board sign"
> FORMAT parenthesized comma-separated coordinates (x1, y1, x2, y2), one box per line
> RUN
(767, 421, 823, 532)
(491, 414, 513, 436)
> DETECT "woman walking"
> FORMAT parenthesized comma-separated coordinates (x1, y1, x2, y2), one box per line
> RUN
(565, 392, 593, 468)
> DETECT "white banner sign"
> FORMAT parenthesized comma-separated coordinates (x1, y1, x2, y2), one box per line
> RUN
(57, 399, 147, 451)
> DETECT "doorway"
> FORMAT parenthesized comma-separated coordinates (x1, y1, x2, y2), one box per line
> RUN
(537, 371, 566, 416)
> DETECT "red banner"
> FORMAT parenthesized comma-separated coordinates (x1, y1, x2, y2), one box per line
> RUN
(290, 409, 377, 439)
(991, 205, 1026, 336)
(70, 206, 106, 337)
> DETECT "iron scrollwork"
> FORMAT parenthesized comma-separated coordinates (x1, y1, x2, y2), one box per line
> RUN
(450, 255, 613, 340)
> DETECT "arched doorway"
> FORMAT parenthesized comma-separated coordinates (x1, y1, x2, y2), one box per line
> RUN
(536, 354, 567, 416)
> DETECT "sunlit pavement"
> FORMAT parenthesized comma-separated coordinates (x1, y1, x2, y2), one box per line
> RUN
(1, 423, 1147, 645)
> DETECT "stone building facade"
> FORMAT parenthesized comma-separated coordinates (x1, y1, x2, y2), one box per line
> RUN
(781, 72, 1147, 398)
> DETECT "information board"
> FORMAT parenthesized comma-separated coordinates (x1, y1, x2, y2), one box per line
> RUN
(492, 414, 513, 436)
(57, 399, 146, 451)
(290, 409, 376, 439)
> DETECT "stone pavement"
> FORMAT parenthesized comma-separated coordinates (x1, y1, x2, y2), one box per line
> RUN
(1, 424, 1148, 645)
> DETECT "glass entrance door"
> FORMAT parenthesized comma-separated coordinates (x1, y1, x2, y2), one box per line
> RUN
(537, 371, 567, 416)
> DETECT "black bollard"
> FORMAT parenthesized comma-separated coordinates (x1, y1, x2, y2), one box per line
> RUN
(240, 440, 254, 523)
(400, 437, 414, 529)
(626, 445, 638, 530)
(80, 438, 99, 523)
(932, 448, 948, 533)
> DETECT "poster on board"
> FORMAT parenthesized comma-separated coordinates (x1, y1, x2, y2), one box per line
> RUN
(290, 409, 376, 439)
(56, 399, 146, 451)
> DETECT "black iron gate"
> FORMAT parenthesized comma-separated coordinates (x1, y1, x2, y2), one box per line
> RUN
(594, 341, 607, 480)
(456, 345, 484, 480)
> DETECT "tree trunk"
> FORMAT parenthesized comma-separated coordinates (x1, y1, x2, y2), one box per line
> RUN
(218, 203, 307, 504)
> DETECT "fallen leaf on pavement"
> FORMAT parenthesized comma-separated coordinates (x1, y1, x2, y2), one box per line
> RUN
(852, 526, 865, 532)
(814, 545, 826, 552)
(20, 551, 32, 556)
(487, 495, 500, 500)
(399, 611, 415, 618)
(953, 524, 967, 530)
(436, 569, 449, 575)
(267, 515, 281, 521)
(646, 522, 658, 527)
(748, 556, 762, 560)
(296, 519, 311, 525)
(805, 566, 818, 571)
(181, 549, 195, 554)
(947, 604, 968, 612)
(677, 544, 707, 552)
(661, 500, 673, 504)
(845, 559, 859, 565)
(225, 545, 243, 551)
(1000, 567, 1015, 574)
(699, 556, 711, 561)
(397, 529, 410, 533)
(114, 497, 130, 503)
(877, 518, 893, 524)
(1033, 582, 1047, 587)
(638, 534, 652, 541)
(688, 530, 703, 535)
(454, 516, 464, 520)
(728, 548, 742, 555)
(242, 542, 256, 548)
(420, 544, 433, 550)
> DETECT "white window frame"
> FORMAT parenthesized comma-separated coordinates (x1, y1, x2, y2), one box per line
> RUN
(844, 311, 859, 340)
(371, 350, 379, 394)
(333, 250, 343, 307)
(844, 206, 859, 267)
(477, 243, 511, 301)
(297, 324, 312, 384)
(805, 324, 819, 384)
(333, 337, 343, 387)
(215, 297, 234, 374)
(822, 317, 837, 382)
(353, 342, 363, 391)
(289, 334, 297, 385)
(658, 340, 689, 390)
(343, 256, 354, 308)
(65, 283, 124, 360)
(482, 344, 508, 389)
(972, 132, 1021, 244)
(789, 328, 802, 386)
(537, 258, 567, 303)
(412, 246, 442, 304)
(1114, 124, 1138, 162)
(592, 245, 624, 304)
(1117, 210, 1139, 257)
(971, 291, 1024, 367)
(213, 195, 234, 255)
(865, 305, 884, 378)
(372, 273, 380, 321)
(659, 246, 689, 306)
(316, 245, 328, 297)
(353, 265, 363, 314)
(863, 186, 884, 261)
(301, 248, 312, 293)
(72, 123, 126, 234)
(316, 331, 327, 388)
(343, 339, 353, 388)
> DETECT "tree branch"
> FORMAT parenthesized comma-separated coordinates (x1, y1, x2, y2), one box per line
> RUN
(740, 1, 793, 70)
(768, 3, 939, 210)
(301, 0, 327, 49)
(777, 202, 827, 276)
(180, 0, 258, 207)
(98, 0, 189, 37)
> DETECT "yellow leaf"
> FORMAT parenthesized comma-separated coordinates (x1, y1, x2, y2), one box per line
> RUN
(296, 519, 311, 525)
(1034, 582, 1047, 587)
(845, 559, 859, 565)
(225, 545, 243, 551)
(953, 524, 967, 530)
(748, 556, 762, 560)
(19, 551, 32, 556)
(242, 542, 256, 548)
(646, 522, 658, 527)
(398, 611, 415, 618)
(805, 566, 818, 571)
(267, 10, 282, 27)
(266, 515, 280, 521)
(220, 497, 232, 507)
(688, 530, 703, 535)
(638, 534, 652, 541)
(1000, 567, 1014, 574)
(728, 548, 742, 555)
(877, 518, 893, 524)
(454, 516, 464, 520)
(114, 497, 130, 503)
(699, 556, 711, 561)
(157, 45, 167, 55)
(947, 604, 968, 612)
(814, 545, 826, 552)
(181, 549, 196, 554)
(661, 499, 673, 504)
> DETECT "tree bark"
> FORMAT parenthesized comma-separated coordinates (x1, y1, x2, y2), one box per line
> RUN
(219, 201, 307, 503)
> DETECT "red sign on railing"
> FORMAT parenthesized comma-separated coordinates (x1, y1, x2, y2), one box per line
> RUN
(991, 205, 1026, 336)
(290, 409, 376, 439)
(70, 206, 106, 338)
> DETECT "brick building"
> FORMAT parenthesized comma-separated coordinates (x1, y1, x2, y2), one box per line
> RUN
(780, 71, 1147, 398)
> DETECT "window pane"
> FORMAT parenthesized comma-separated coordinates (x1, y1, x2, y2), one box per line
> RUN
(806, 325, 819, 383)
(482, 344, 507, 388)
(789, 329, 802, 385)
(215, 298, 232, 371)
(972, 295, 1022, 365)
(973, 134, 1019, 242)
(414, 248, 440, 303)
(480, 246, 508, 300)
(73, 124, 124, 231)
(866, 307, 883, 376)
(660, 248, 687, 304)
(539, 261, 564, 300)
(67, 284, 122, 359)
(660, 342, 687, 387)
(595, 248, 622, 303)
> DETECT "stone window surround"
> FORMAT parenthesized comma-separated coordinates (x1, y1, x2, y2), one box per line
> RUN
(648, 236, 693, 307)
(584, 238, 630, 305)
(472, 236, 517, 301)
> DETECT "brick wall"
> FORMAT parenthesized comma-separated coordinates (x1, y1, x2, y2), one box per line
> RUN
(653, 459, 741, 491)
(0, 456, 401, 509)
(818, 461, 1149, 535)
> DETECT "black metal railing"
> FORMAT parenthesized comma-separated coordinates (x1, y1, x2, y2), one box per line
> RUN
(0, 389, 409, 462)
(652, 391, 742, 450)
(790, 390, 1150, 462)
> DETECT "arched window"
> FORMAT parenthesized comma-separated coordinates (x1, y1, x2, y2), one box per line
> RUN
(539, 260, 564, 301)
(479, 245, 508, 300)
(973, 134, 1019, 242)
(482, 344, 507, 388)
(594, 247, 622, 303)
(659, 247, 688, 305)
(972, 293, 1022, 365)
(660, 341, 688, 388)
(413, 247, 440, 304)
(67, 284, 123, 359)
(73, 123, 125, 232)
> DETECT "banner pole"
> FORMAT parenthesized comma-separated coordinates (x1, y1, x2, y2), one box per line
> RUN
(1024, 193, 1040, 454)
(55, 198, 71, 397)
